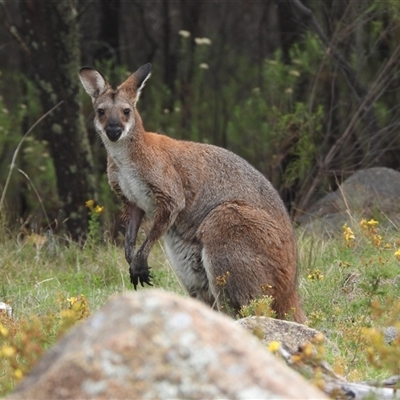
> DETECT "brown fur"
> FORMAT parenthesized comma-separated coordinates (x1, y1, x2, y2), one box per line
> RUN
(79, 64, 306, 323)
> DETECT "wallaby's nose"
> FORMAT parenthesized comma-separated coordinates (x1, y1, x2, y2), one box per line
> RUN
(106, 124, 122, 142)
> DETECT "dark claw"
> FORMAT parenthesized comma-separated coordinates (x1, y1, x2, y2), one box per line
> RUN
(130, 269, 153, 290)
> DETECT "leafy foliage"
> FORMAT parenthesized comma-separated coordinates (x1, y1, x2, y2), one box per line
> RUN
(2, 0, 400, 230)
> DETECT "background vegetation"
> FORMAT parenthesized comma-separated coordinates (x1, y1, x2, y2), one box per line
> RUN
(1, 0, 400, 238)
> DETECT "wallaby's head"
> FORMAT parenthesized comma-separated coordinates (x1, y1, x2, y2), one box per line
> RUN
(79, 63, 152, 142)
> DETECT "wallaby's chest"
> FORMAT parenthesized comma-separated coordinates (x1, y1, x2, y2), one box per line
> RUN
(116, 165, 156, 215)
(106, 142, 156, 215)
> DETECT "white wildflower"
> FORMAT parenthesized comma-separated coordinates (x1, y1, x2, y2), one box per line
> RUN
(178, 30, 191, 38)
(289, 70, 300, 77)
(194, 37, 212, 45)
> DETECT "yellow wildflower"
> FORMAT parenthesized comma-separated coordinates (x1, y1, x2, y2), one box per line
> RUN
(216, 271, 229, 287)
(313, 333, 325, 344)
(372, 234, 382, 248)
(14, 369, 23, 380)
(1, 344, 16, 357)
(0, 324, 8, 337)
(85, 199, 94, 210)
(342, 224, 355, 247)
(94, 205, 104, 214)
(268, 341, 281, 353)
(60, 309, 76, 319)
(302, 343, 313, 357)
(339, 261, 351, 269)
(292, 354, 302, 363)
(307, 269, 324, 281)
(67, 295, 90, 319)
(395, 249, 400, 261)
(360, 219, 384, 248)
(67, 296, 77, 306)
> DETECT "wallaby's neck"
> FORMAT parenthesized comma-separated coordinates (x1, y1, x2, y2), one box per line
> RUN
(103, 109, 146, 166)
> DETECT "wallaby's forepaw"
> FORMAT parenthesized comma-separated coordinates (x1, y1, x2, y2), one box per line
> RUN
(129, 261, 153, 290)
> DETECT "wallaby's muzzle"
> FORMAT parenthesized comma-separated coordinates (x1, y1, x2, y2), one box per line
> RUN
(106, 124, 122, 142)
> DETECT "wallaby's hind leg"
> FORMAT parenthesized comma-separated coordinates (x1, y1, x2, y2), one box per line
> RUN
(198, 201, 305, 323)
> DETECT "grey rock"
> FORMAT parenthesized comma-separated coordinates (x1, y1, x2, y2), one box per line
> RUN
(236, 316, 321, 352)
(236, 316, 340, 357)
(8, 290, 327, 400)
(297, 167, 400, 235)
(383, 326, 399, 344)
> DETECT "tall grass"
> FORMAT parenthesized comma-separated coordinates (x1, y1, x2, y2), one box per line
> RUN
(297, 218, 400, 381)
(0, 230, 184, 318)
(1, 214, 400, 395)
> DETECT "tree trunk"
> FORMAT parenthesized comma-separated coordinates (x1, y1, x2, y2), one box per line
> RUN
(20, 0, 96, 240)
(95, 0, 121, 63)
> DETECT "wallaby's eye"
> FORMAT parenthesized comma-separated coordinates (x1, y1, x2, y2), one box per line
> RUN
(97, 108, 105, 116)
(123, 108, 131, 116)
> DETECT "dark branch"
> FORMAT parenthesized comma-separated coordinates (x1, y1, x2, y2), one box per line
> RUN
(0, 2, 31, 56)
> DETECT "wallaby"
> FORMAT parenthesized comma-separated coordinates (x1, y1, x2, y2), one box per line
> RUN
(79, 63, 306, 322)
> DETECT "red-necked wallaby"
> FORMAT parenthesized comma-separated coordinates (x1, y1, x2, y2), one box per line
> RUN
(79, 63, 306, 322)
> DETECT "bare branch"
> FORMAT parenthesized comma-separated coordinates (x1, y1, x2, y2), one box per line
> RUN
(0, 2, 31, 56)
(0, 101, 64, 214)
(76, 0, 96, 22)
(295, 39, 400, 217)
(290, 0, 367, 100)
(290, 0, 400, 217)
(18, 169, 51, 229)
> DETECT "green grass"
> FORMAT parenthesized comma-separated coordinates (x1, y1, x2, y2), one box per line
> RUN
(297, 218, 400, 382)
(1, 215, 400, 395)
(0, 231, 183, 318)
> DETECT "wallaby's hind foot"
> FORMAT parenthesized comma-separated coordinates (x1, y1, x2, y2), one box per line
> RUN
(198, 201, 306, 323)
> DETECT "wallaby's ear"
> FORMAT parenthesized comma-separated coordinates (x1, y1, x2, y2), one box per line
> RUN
(79, 67, 110, 101)
(118, 63, 152, 104)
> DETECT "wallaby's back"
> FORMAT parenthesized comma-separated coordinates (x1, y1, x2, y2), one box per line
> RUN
(148, 133, 290, 229)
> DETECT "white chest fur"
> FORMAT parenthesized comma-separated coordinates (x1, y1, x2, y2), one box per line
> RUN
(106, 141, 156, 216)
(117, 166, 155, 215)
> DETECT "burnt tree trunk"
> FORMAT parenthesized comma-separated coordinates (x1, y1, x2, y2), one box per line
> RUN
(20, 0, 96, 240)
